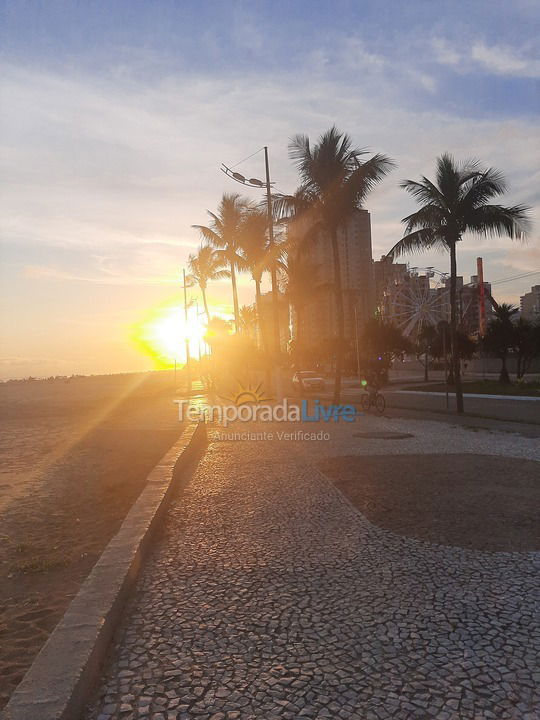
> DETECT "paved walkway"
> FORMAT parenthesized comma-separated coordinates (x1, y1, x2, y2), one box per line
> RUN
(86, 416, 540, 720)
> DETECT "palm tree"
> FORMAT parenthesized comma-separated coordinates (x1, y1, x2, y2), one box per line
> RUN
(387, 154, 530, 412)
(279, 249, 320, 367)
(276, 127, 394, 402)
(417, 323, 438, 382)
(193, 193, 249, 332)
(514, 318, 540, 380)
(238, 210, 276, 349)
(239, 210, 286, 348)
(483, 303, 519, 384)
(187, 245, 229, 322)
(239, 304, 258, 339)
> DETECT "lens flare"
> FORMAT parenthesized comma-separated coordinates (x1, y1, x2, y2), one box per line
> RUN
(131, 302, 207, 368)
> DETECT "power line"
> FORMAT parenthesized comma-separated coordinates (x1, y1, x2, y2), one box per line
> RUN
(228, 147, 265, 169)
(490, 269, 540, 285)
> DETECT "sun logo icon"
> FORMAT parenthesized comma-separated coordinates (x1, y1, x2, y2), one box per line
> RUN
(220, 380, 272, 406)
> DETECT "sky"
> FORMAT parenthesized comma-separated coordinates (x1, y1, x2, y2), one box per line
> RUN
(1, 0, 539, 378)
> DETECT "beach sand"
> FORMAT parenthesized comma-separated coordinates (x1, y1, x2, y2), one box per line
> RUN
(0, 371, 184, 709)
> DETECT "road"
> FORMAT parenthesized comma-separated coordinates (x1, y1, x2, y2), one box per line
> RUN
(314, 384, 540, 426)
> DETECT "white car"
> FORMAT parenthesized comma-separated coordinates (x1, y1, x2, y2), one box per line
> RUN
(292, 371, 325, 393)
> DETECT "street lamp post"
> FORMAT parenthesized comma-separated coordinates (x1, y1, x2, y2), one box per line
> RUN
(263, 147, 281, 360)
(354, 305, 361, 379)
(181, 268, 191, 393)
(221, 149, 281, 358)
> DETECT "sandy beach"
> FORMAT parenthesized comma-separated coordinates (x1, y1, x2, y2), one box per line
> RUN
(0, 371, 184, 709)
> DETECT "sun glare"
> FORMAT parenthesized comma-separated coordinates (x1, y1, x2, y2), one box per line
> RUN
(131, 302, 209, 368)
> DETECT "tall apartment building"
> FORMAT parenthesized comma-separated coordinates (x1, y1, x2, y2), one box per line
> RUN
(372, 257, 409, 315)
(292, 209, 374, 348)
(520, 285, 540, 323)
(258, 290, 290, 351)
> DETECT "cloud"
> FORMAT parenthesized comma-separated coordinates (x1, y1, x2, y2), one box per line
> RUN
(431, 38, 461, 66)
(1, 61, 537, 265)
(472, 41, 540, 78)
(432, 36, 540, 78)
(1, 49, 539, 377)
(336, 36, 436, 93)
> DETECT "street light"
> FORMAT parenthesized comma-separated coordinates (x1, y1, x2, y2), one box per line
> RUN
(180, 268, 193, 393)
(221, 147, 281, 359)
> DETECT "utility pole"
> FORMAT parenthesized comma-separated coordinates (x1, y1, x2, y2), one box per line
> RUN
(354, 305, 361, 379)
(442, 321, 449, 410)
(196, 301, 203, 363)
(220, 147, 282, 398)
(182, 268, 191, 393)
(264, 146, 281, 359)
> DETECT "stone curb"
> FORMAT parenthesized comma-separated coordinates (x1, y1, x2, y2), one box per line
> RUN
(1, 421, 207, 720)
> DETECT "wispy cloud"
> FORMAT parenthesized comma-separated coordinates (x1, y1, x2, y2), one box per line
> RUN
(472, 41, 540, 78)
(2, 60, 537, 270)
(1, 8, 539, 376)
(431, 38, 461, 66)
(432, 36, 540, 79)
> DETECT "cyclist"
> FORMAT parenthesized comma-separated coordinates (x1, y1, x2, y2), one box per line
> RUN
(364, 369, 380, 397)
(360, 369, 386, 413)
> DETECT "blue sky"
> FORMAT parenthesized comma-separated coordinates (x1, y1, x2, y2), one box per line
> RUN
(1, 0, 539, 377)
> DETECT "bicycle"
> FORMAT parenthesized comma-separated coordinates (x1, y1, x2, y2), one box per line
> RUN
(360, 388, 386, 414)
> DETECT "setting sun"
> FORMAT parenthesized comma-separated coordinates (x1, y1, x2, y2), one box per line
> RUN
(131, 302, 208, 368)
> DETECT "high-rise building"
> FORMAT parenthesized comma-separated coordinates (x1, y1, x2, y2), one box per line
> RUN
(258, 291, 290, 351)
(520, 285, 540, 323)
(291, 209, 374, 348)
(372, 257, 408, 315)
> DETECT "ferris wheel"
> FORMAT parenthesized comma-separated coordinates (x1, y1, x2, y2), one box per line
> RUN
(387, 267, 450, 340)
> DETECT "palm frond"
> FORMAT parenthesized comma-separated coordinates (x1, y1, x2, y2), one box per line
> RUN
(436, 153, 459, 199)
(460, 167, 509, 211)
(402, 204, 447, 234)
(288, 134, 313, 188)
(205, 211, 223, 234)
(192, 224, 222, 246)
(345, 153, 396, 206)
(400, 178, 447, 210)
(465, 204, 531, 239)
(387, 228, 448, 259)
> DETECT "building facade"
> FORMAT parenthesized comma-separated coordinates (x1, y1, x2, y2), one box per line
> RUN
(459, 275, 495, 336)
(293, 209, 375, 349)
(520, 285, 540, 323)
(258, 290, 291, 352)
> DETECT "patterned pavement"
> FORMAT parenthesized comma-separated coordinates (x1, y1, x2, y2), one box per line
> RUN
(85, 414, 540, 720)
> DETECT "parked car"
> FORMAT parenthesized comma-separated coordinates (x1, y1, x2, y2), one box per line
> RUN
(292, 370, 325, 393)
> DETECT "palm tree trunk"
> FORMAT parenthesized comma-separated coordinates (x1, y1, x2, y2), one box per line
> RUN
(255, 277, 273, 393)
(295, 304, 305, 365)
(254, 278, 266, 352)
(449, 240, 464, 413)
(230, 263, 240, 332)
(331, 227, 345, 404)
(201, 285, 210, 322)
(499, 354, 510, 384)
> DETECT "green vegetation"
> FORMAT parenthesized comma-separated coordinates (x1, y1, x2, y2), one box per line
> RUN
(360, 318, 411, 384)
(388, 154, 531, 413)
(275, 127, 395, 402)
(193, 193, 250, 332)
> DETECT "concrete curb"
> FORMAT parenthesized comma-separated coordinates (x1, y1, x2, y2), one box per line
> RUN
(1, 421, 207, 720)
(391, 390, 540, 401)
